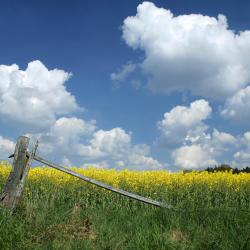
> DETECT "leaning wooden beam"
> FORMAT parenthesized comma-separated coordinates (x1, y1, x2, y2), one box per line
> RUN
(0, 136, 30, 210)
(34, 155, 172, 209)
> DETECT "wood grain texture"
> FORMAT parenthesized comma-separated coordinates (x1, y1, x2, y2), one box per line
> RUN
(0, 136, 30, 210)
(15, 140, 38, 208)
(34, 155, 172, 209)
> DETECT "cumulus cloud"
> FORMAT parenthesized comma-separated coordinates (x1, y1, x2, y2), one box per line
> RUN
(0, 136, 15, 160)
(91, 128, 131, 156)
(51, 117, 96, 146)
(157, 99, 239, 169)
(127, 153, 162, 169)
(111, 62, 143, 90)
(77, 128, 131, 160)
(77, 127, 162, 169)
(0, 59, 161, 169)
(111, 62, 137, 82)
(172, 144, 217, 169)
(221, 86, 250, 122)
(62, 157, 73, 167)
(157, 99, 211, 147)
(211, 129, 237, 149)
(122, 1, 250, 99)
(0, 60, 80, 129)
(28, 118, 162, 170)
(233, 132, 250, 166)
(233, 151, 250, 166)
(27, 117, 96, 157)
(171, 129, 239, 169)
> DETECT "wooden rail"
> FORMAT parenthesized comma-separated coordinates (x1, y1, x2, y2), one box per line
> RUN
(34, 155, 172, 209)
(1, 135, 172, 210)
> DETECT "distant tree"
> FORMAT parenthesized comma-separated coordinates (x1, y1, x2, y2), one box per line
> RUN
(242, 166, 250, 173)
(183, 169, 193, 174)
(216, 164, 232, 172)
(205, 164, 249, 174)
(232, 168, 240, 174)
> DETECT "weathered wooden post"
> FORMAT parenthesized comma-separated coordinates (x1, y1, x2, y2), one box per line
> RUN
(0, 136, 30, 211)
(1, 135, 171, 210)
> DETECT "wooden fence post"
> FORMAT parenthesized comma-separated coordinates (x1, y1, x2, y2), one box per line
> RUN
(15, 139, 38, 206)
(0, 136, 30, 211)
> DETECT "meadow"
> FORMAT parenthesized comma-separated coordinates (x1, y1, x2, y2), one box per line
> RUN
(0, 162, 249, 250)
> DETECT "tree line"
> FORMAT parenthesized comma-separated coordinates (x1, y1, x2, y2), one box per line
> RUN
(205, 164, 250, 174)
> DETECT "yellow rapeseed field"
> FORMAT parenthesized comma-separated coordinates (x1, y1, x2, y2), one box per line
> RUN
(0, 162, 249, 209)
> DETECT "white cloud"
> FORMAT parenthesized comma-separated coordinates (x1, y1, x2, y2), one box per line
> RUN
(62, 157, 73, 167)
(0, 136, 15, 160)
(82, 161, 111, 169)
(172, 128, 238, 169)
(122, 2, 250, 99)
(76, 128, 131, 160)
(172, 144, 217, 169)
(90, 128, 131, 156)
(128, 153, 162, 169)
(27, 119, 162, 170)
(233, 132, 250, 166)
(28, 117, 96, 157)
(77, 127, 162, 170)
(51, 117, 96, 145)
(211, 129, 237, 148)
(157, 99, 211, 147)
(233, 151, 250, 166)
(111, 62, 137, 86)
(0, 60, 80, 129)
(131, 79, 142, 89)
(157, 100, 239, 169)
(171, 128, 239, 169)
(221, 86, 250, 122)
(0, 60, 161, 169)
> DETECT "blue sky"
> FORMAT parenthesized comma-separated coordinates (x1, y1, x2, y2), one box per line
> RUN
(0, 0, 250, 170)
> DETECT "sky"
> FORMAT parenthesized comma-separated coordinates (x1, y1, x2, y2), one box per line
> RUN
(0, 0, 250, 170)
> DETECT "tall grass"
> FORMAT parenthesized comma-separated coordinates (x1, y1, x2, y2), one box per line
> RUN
(0, 164, 249, 249)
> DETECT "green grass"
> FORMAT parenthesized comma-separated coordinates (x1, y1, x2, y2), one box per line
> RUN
(0, 179, 249, 250)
